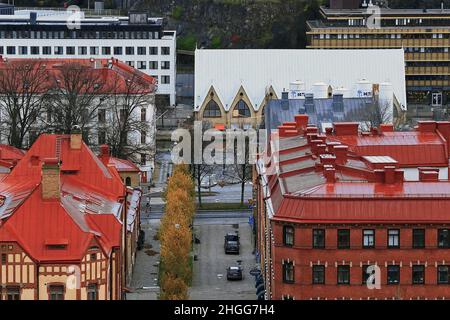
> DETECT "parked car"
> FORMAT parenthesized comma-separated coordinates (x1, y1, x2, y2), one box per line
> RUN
(224, 232, 240, 254)
(200, 174, 218, 189)
(227, 265, 243, 281)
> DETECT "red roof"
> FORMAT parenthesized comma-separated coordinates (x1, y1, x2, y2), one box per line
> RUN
(0, 144, 25, 169)
(0, 58, 157, 95)
(0, 133, 128, 262)
(104, 156, 141, 173)
(259, 116, 450, 224)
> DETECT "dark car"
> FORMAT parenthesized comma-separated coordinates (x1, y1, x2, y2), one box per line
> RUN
(227, 266, 243, 281)
(224, 232, 240, 254)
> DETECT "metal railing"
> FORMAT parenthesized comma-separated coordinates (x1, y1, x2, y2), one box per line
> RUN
(17, 7, 124, 17)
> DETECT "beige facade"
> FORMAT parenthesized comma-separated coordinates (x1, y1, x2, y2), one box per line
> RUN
(0, 241, 120, 300)
(196, 85, 277, 129)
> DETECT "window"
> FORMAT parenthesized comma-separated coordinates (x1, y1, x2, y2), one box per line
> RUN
(413, 229, 425, 249)
(161, 46, 170, 55)
(363, 229, 375, 248)
(125, 47, 135, 55)
(438, 229, 450, 248)
(66, 46, 75, 55)
(312, 265, 325, 284)
(1, 253, 6, 264)
(412, 265, 425, 285)
(19, 46, 27, 55)
(283, 225, 294, 246)
(0, 46, 3, 55)
(141, 108, 147, 121)
(137, 61, 147, 70)
(90, 46, 99, 55)
(98, 109, 106, 123)
(337, 265, 350, 285)
(161, 61, 170, 69)
(126, 61, 135, 67)
(149, 46, 158, 55)
(43, 46, 51, 55)
(98, 130, 106, 145)
(149, 61, 158, 70)
(6, 46, 15, 54)
(137, 47, 146, 55)
(283, 261, 294, 283)
(78, 46, 87, 55)
(54, 46, 63, 55)
(141, 131, 146, 144)
(125, 177, 132, 187)
(387, 265, 400, 284)
(161, 76, 170, 84)
(337, 229, 350, 249)
(90, 253, 97, 261)
(388, 229, 400, 248)
(234, 99, 251, 117)
(113, 47, 123, 55)
(438, 266, 449, 284)
(203, 100, 221, 118)
(30, 46, 39, 55)
(6, 286, 20, 300)
(102, 47, 111, 55)
(313, 229, 325, 248)
(48, 285, 65, 300)
(87, 284, 98, 300)
(432, 92, 443, 106)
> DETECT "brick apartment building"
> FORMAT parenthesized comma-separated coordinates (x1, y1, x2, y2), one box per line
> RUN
(256, 115, 450, 300)
(0, 131, 141, 300)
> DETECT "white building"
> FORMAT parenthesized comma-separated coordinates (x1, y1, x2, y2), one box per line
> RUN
(194, 49, 407, 127)
(0, 9, 176, 105)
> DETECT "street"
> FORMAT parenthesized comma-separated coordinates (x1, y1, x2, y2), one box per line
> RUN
(189, 221, 257, 300)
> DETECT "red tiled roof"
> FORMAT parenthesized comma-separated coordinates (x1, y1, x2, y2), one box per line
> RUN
(259, 116, 450, 224)
(0, 144, 25, 168)
(329, 132, 448, 167)
(0, 58, 157, 94)
(0, 133, 127, 262)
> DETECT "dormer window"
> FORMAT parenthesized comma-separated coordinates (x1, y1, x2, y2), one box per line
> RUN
(45, 239, 68, 250)
(0, 195, 5, 207)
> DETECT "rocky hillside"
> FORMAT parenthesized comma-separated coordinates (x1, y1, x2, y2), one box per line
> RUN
(135, 0, 322, 50)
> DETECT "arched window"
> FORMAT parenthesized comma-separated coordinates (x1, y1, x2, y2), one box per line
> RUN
(234, 99, 251, 117)
(125, 177, 132, 187)
(203, 100, 222, 118)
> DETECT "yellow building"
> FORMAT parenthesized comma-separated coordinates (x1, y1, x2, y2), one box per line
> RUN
(307, 2, 450, 116)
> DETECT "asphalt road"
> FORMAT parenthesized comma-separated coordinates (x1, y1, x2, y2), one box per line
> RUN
(189, 222, 257, 300)
(143, 209, 253, 221)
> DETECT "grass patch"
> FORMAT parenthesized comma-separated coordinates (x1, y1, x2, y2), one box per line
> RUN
(197, 202, 249, 210)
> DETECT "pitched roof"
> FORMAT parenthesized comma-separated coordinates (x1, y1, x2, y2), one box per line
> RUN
(0, 58, 157, 94)
(0, 144, 25, 169)
(0, 134, 127, 262)
(258, 115, 450, 224)
(195, 49, 407, 111)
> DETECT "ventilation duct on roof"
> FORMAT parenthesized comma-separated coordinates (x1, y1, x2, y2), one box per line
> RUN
(305, 93, 315, 113)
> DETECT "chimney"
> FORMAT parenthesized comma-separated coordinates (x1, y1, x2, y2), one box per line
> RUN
(70, 125, 82, 150)
(334, 145, 349, 165)
(384, 166, 396, 184)
(334, 122, 359, 136)
(416, 121, 437, 133)
(41, 158, 60, 200)
(380, 124, 394, 133)
(324, 165, 336, 183)
(294, 114, 309, 133)
(320, 154, 336, 166)
(100, 144, 110, 157)
(332, 94, 344, 112)
(281, 91, 289, 100)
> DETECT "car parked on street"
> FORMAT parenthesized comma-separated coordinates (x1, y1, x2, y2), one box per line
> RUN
(224, 232, 240, 254)
(227, 265, 243, 281)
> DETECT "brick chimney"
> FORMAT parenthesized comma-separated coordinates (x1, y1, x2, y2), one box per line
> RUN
(41, 158, 60, 200)
(334, 123, 359, 136)
(70, 125, 82, 150)
(334, 145, 349, 165)
(294, 115, 309, 133)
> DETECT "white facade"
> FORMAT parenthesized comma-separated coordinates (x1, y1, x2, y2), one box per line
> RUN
(195, 49, 407, 112)
(0, 10, 177, 105)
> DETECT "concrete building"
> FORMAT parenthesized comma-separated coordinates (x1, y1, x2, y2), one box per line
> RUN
(0, 7, 176, 105)
(307, 1, 450, 119)
(0, 132, 142, 300)
(194, 49, 406, 129)
(256, 114, 450, 300)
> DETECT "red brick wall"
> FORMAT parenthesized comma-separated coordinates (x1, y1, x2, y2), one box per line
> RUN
(270, 222, 450, 300)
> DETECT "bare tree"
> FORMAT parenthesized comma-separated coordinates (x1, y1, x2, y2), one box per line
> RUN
(0, 60, 48, 148)
(104, 70, 156, 163)
(43, 62, 108, 141)
(361, 101, 392, 130)
(192, 163, 214, 207)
